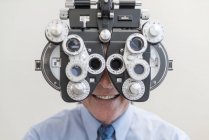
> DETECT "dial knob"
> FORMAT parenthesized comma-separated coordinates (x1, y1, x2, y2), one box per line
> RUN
(45, 19, 69, 43)
(143, 21, 164, 44)
(67, 80, 90, 101)
(130, 83, 143, 95)
(122, 78, 145, 101)
(149, 24, 161, 37)
(50, 23, 63, 37)
(99, 29, 111, 43)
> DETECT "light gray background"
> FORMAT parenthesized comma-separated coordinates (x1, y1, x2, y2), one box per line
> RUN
(0, 0, 208, 139)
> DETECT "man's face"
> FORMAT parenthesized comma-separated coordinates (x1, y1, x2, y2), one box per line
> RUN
(82, 70, 129, 124)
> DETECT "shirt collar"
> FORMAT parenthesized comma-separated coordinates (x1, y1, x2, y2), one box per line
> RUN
(80, 104, 133, 140)
(112, 104, 133, 140)
(80, 105, 101, 140)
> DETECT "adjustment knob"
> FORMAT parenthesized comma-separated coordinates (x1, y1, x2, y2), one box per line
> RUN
(45, 19, 69, 43)
(72, 83, 85, 95)
(50, 24, 63, 37)
(130, 83, 142, 95)
(99, 29, 111, 43)
(143, 21, 164, 44)
(122, 78, 145, 101)
(149, 24, 161, 37)
(67, 80, 90, 101)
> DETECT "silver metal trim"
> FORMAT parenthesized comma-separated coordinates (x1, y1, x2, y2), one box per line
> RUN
(113, 0, 119, 9)
(65, 0, 75, 9)
(135, 0, 142, 9)
(80, 16, 90, 28)
(90, 0, 98, 9)
(141, 9, 150, 20)
(60, 9, 69, 20)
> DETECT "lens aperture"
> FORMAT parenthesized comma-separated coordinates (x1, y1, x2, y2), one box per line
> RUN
(66, 38, 81, 52)
(130, 37, 144, 51)
(134, 64, 144, 74)
(110, 58, 123, 71)
(89, 58, 102, 70)
(71, 66, 82, 76)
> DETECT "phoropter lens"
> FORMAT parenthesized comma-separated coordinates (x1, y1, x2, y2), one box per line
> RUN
(89, 58, 102, 70)
(66, 38, 81, 52)
(71, 66, 82, 76)
(130, 37, 144, 51)
(134, 64, 144, 74)
(110, 58, 123, 71)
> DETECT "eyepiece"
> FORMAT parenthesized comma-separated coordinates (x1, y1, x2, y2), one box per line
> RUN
(89, 58, 102, 71)
(88, 54, 105, 75)
(110, 58, 123, 71)
(106, 54, 125, 75)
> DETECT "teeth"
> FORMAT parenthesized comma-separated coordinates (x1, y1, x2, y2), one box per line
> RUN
(96, 95, 116, 100)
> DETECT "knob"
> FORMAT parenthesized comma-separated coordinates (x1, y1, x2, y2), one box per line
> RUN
(130, 82, 142, 95)
(99, 29, 111, 43)
(143, 21, 164, 44)
(45, 19, 69, 43)
(67, 80, 90, 101)
(50, 24, 63, 37)
(122, 78, 145, 101)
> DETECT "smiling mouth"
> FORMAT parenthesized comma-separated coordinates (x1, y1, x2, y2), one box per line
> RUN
(92, 94, 120, 100)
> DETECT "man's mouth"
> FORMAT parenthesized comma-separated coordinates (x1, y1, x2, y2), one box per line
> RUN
(92, 94, 120, 100)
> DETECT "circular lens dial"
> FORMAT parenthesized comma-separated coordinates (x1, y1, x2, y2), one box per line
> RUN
(130, 37, 144, 51)
(67, 80, 90, 101)
(122, 78, 145, 101)
(62, 35, 84, 56)
(45, 19, 69, 43)
(66, 38, 81, 52)
(88, 54, 105, 75)
(106, 54, 125, 75)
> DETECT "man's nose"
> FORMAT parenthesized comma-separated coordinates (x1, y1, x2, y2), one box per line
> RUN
(99, 70, 113, 89)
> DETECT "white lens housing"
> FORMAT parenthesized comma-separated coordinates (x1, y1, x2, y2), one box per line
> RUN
(65, 61, 88, 82)
(127, 59, 150, 81)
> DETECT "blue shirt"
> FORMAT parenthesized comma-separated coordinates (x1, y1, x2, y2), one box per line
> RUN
(23, 104, 190, 140)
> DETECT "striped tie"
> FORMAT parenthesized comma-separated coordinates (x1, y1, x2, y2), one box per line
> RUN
(98, 124, 115, 140)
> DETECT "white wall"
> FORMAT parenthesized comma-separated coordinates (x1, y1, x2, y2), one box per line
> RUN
(0, 0, 208, 139)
